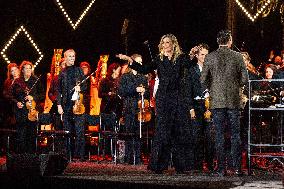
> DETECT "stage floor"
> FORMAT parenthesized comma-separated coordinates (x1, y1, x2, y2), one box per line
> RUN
(0, 156, 283, 189)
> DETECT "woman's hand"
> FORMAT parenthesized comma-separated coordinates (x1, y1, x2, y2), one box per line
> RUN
(116, 54, 133, 64)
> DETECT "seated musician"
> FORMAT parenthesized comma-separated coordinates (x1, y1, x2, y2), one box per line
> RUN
(256, 64, 280, 91)
(97, 63, 121, 158)
(98, 63, 122, 125)
(251, 64, 283, 146)
(241, 52, 261, 80)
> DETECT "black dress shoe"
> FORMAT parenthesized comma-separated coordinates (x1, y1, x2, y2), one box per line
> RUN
(176, 170, 185, 174)
(154, 170, 163, 174)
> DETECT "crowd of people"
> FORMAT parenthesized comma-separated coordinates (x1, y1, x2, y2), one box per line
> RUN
(3, 29, 284, 177)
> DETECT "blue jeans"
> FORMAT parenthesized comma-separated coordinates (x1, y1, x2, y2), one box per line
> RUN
(212, 108, 241, 171)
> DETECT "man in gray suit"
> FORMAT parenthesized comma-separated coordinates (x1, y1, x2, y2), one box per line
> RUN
(201, 30, 248, 176)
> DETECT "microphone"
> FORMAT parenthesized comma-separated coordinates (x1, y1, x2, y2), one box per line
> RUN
(143, 40, 154, 62)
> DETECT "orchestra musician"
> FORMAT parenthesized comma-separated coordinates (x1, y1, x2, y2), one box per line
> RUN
(98, 63, 121, 118)
(48, 58, 66, 130)
(3, 63, 20, 126)
(241, 52, 260, 80)
(2, 63, 20, 154)
(118, 54, 149, 165)
(12, 60, 44, 154)
(188, 43, 214, 172)
(97, 63, 121, 158)
(57, 49, 87, 161)
(80, 61, 93, 114)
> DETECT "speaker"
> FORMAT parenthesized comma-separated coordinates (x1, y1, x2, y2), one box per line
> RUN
(39, 152, 68, 176)
(6, 153, 68, 177)
(7, 153, 40, 177)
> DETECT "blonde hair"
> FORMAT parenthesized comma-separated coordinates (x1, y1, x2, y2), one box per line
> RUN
(158, 34, 182, 62)
(64, 49, 76, 58)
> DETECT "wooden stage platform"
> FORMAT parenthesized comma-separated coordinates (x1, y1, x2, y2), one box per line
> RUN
(0, 156, 283, 189)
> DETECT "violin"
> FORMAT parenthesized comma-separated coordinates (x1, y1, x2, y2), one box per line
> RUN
(25, 75, 41, 122)
(204, 97, 212, 121)
(73, 93, 85, 115)
(137, 98, 151, 122)
(26, 97, 38, 121)
(247, 62, 259, 76)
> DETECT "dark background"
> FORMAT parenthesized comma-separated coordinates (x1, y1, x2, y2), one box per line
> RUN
(0, 0, 282, 93)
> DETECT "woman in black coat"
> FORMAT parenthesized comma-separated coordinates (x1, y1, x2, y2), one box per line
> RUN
(117, 34, 193, 173)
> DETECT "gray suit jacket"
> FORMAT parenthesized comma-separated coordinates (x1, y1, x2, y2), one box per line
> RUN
(201, 46, 248, 109)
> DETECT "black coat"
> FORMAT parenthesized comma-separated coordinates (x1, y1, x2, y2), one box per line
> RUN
(188, 63, 207, 112)
(130, 54, 193, 171)
(57, 66, 86, 111)
(118, 72, 149, 117)
(130, 54, 193, 115)
(98, 77, 122, 116)
(12, 75, 44, 122)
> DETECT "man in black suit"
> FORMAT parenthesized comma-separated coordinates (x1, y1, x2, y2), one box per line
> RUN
(201, 30, 248, 176)
(188, 43, 214, 173)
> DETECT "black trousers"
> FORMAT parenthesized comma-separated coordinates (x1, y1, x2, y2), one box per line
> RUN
(15, 108, 37, 154)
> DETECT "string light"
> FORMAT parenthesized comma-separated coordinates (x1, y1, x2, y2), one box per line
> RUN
(55, 0, 96, 30)
(0, 25, 44, 69)
(235, 0, 271, 22)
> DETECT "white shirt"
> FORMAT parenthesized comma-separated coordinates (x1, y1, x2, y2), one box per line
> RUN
(153, 76, 159, 98)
